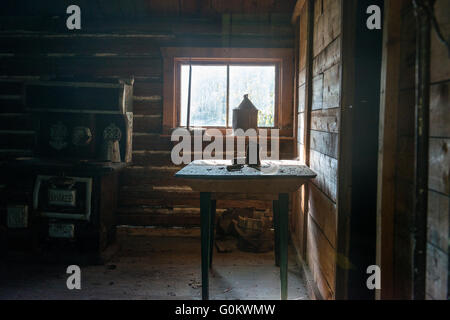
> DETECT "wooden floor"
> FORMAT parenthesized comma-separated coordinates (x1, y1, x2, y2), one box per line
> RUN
(0, 227, 309, 300)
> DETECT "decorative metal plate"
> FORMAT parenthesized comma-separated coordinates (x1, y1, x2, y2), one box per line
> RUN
(48, 188, 77, 207)
(49, 223, 75, 239)
(49, 121, 68, 150)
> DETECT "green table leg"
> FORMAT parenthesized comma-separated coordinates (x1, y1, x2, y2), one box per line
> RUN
(273, 200, 280, 267)
(200, 192, 212, 300)
(209, 199, 216, 269)
(279, 193, 289, 300)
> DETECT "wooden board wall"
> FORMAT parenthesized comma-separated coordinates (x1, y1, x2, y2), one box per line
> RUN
(292, 0, 341, 300)
(426, 0, 449, 300)
(392, 0, 448, 300)
(291, 0, 309, 272)
(1, 0, 297, 18)
(0, 4, 296, 227)
(378, 0, 449, 300)
(307, 0, 341, 300)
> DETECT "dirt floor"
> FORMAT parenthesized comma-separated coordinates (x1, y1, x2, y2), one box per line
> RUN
(0, 227, 309, 300)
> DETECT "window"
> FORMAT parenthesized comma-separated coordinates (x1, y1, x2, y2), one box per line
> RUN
(162, 48, 294, 136)
(180, 64, 276, 128)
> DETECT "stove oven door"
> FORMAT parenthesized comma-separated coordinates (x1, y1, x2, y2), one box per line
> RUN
(33, 175, 92, 221)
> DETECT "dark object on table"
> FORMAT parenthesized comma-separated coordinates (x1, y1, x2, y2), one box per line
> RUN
(226, 164, 244, 172)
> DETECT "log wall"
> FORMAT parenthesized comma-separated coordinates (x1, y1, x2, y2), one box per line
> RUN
(0, 2, 296, 227)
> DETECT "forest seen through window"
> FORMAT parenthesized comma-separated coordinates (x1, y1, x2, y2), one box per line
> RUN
(180, 64, 276, 128)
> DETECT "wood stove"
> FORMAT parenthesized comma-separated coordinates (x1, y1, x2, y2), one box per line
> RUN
(1, 80, 133, 263)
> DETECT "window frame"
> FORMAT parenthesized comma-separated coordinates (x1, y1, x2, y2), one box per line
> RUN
(161, 47, 294, 137)
(176, 60, 279, 129)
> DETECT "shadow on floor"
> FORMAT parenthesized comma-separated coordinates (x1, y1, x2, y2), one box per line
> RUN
(0, 227, 309, 300)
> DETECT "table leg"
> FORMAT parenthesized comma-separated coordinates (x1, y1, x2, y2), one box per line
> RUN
(209, 199, 216, 269)
(279, 193, 289, 300)
(200, 192, 212, 300)
(273, 200, 280, 267)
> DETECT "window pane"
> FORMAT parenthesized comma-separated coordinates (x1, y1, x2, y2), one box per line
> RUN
(229, 66, 275, 127)
(181, 65, 227, 127)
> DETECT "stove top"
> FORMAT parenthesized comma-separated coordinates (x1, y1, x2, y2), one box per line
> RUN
(1, 157, 128, 176)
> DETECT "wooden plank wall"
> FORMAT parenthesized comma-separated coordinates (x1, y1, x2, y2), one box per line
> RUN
(292, 0, 341, 300)
(307, 0, 341, 300)
(426, 0, 449, 300)
(392, 0, 449, 299)
(0, 3, 296, 227)
(379, 0, 449, 300)
(291, 0, 309, 268)
(1, 0, 297, 18)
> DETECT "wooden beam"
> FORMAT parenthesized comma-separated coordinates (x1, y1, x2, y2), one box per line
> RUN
(335, 0, 356, 300)
(301, 0, 314, 259)
(376, 0, 403, 300)
(291, 0, 307, 25)
(303, 0, 314, 169)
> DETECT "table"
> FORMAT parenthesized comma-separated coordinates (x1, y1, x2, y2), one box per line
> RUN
(175, 160, 316, 300)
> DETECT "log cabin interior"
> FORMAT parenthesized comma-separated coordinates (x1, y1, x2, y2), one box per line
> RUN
(0, 0, 448, 302)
